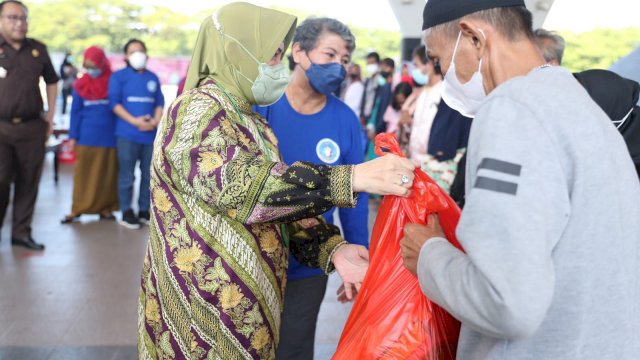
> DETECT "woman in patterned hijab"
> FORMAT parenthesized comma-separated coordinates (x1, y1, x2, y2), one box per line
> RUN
(137, 3, 416, 359)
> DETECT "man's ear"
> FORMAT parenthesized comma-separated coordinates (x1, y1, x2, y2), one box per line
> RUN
(459, 20, 487, 58)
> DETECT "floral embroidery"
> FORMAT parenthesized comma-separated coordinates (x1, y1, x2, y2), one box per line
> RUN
(189, 331, 206, 359)
(259, 229, 279, 254)
(251, 325, 270, 351)
(153, 187, 173, 213)
(420, 148, 466, 193)
(145, 297, 161, 323)
(198, 257, 229, 294)
(237, 131, 252, 148)
(198, 151, 225, 174)
(173, 244, 204, 273)
(158, 331, 176, 359)
(220, 284, 244, 310)
(220, 117, 236, 137)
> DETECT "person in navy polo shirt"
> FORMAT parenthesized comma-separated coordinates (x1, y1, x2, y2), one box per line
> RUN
(109, 39, 164, 229)
(255, 17, 368, 360)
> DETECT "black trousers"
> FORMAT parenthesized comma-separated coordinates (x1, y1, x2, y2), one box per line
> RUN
(0, 119, 47, 239)
(61, 87, 72, 115)
(276, 274, 328, 360)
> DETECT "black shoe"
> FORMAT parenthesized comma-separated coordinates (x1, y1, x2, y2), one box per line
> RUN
(138, 211, 150, 225)
(11, 236, 45, 250)
(60, 215, 80, 224)
(120, 209, 141, 230)
(99, 213, 116, 221)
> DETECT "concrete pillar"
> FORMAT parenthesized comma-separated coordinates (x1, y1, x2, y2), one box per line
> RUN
(401, 37, 422, 62)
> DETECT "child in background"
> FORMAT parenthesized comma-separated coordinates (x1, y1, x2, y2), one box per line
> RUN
(383, 81, 413, 140)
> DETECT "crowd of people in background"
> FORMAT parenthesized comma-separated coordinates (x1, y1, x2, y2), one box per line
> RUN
(0, 1, 166, 244)
(60, 38, 165, 229)
(340, 45, 473, 199)
(50, 25, 630, 235)
(49, 18, 481, 235)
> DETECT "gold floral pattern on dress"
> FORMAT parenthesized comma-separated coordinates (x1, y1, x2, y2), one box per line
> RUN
(259, 229, 279, 254)
(189, 331, 206, 359)
(198, 151, 225, 174)
(237, 131, 252, 148)
(220, 117, 236, 138)
(145, 297, 161, 324)
(153, 187, 172, 213)
(220, 284, 244, 310)
(251, 325, 270, 351)
(174, 244, 203, 273)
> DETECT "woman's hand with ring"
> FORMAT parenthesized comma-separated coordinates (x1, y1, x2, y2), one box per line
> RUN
(352, 154, 416, 196)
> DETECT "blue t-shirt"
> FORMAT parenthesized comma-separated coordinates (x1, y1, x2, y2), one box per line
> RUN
(69, 90, 117, 148)
(108, 67, 164, 145)
(256, 94, 369, 281)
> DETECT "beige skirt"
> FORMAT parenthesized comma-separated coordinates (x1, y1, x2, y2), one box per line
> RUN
(71, 145, 119, 216)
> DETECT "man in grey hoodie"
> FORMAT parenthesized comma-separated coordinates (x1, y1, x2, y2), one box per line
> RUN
(400, 0, 640, 359)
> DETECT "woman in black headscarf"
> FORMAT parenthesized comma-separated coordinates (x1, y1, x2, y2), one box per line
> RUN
(574, 69, 640, 180)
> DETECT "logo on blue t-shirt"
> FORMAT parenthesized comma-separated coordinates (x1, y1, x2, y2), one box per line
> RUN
(316, 138, 340, 164)
(147, 80, 157, 93)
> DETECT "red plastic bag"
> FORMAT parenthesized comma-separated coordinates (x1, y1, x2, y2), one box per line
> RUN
(58, 139, 76, 164)
(333, 134, 463, 360)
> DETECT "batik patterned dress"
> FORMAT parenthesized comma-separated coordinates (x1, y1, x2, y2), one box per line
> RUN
(138, 81, 356, 360)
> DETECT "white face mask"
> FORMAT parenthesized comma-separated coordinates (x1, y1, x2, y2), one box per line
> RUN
(129, 51, 147, 70)
(612, 107, 634, 129)
(441, 30, 487, 118)
(366, 63, 379, 76)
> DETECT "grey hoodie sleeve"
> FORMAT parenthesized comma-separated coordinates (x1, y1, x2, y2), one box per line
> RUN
(417, 96, 571, 339)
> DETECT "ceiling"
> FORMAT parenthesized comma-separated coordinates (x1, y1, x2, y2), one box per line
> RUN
(388, 0, 555, 38)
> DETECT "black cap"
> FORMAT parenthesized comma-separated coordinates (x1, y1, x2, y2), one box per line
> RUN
(423, 0, 526, 30)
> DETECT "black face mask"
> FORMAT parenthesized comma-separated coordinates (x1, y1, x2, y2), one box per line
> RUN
(380, 71, 391, 78)
(349, 73, 358, 80)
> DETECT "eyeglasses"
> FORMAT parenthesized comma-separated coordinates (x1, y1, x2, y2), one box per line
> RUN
(1, 15, 29, 23)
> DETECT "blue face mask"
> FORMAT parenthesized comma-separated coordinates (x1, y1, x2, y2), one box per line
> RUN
(411, 68, 428, 86)
(86, 68, 103, 78)
(305, 55, 346, 95)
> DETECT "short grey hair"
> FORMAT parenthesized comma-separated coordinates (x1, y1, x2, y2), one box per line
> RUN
(533, 28, 565, 65)
(292, 17, 356, 54)
(425, 6, 534, 42)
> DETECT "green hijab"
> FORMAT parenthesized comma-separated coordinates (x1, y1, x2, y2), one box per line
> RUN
(184, 2, 297, 104)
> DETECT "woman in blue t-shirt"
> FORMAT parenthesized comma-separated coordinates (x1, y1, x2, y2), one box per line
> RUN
(62, 46, 118, 223)
(255, 17, 369, 360)
(109, 39, 164, 229)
